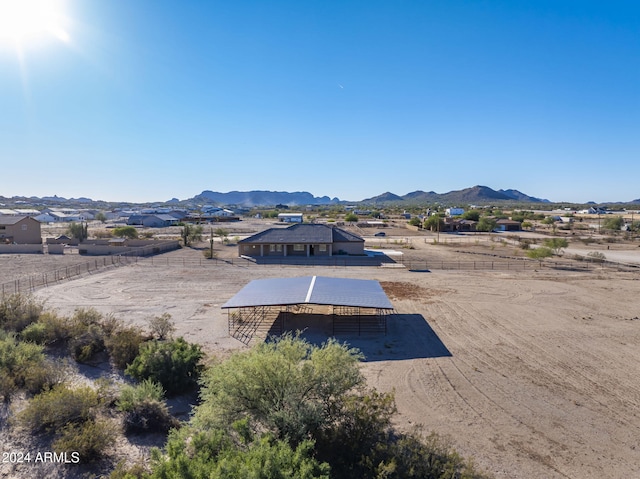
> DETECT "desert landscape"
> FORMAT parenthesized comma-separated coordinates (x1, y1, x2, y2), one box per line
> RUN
(2, 224, 639, 479)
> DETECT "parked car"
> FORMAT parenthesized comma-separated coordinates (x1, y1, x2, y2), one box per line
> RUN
(374, 231, 386, 237)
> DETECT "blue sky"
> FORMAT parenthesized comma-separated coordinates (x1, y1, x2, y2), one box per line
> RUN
(1, 0, 638, 203)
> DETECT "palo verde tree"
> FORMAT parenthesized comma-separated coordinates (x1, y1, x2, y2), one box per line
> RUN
(543, 237, 569, 255)
(112, 226, 138, 239)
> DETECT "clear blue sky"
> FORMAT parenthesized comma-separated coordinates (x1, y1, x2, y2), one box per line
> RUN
(1, 0, 638, 203)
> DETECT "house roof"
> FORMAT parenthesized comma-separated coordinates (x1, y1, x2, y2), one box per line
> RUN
(0, 215, 31, 226)
(239, 223, 364, 245)
(222, 275, 393, 310)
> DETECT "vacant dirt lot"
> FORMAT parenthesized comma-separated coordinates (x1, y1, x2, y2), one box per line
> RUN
(2, 230, 640, 478)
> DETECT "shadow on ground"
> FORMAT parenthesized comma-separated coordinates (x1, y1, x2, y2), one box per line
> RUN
(272, 313, 451, 362)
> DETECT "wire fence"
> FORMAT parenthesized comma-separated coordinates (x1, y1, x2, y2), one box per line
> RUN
(1, 250, 636, 298)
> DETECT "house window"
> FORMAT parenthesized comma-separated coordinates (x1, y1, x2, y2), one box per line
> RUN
(276, 244, 282, 252)
(293, 244, 305, 251)
(22, 225, 28, 231)
(318, 244, 327, 252)
(270, 245, 276, 252)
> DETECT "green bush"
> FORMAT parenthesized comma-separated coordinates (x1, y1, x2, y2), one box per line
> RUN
(0, 294, 44, 332)
(70, 324, 106, 363)
(125, 338, 203, 395)
(147, 313, 176, 340)
(0, 331, 59, 398)
(105, 326, 148, 370)
(52, 418, 117, 461)
(19, 385, 99, 433)
(117, 379, 165, 412)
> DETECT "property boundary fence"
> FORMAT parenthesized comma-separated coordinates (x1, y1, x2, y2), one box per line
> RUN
(0, 241, 179, 298)
(2, 250, 636, 299)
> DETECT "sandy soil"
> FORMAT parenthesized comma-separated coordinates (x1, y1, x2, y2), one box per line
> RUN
(2, 229, 640, 478)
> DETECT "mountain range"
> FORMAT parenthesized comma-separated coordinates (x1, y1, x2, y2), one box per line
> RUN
(3, 186, 640, 207)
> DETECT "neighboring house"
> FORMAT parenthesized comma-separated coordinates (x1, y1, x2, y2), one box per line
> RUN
(495, 219, 521, 231)
(0, 215, 42, 244)
(49, 211, 82, 222)
(277, 213, 303, 223)
(446, 208, 465, 217)
(127, 214, 178, 227)
(34, 212, 56, 223)
(238, 223, 364, 258)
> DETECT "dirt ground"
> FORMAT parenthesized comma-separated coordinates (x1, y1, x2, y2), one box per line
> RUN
(2, 227, 640, 478)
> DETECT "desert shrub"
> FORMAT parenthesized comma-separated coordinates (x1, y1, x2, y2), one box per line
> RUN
(121, 396, 178, 434)
(587, 251, 606, 263)
(125, 338, 203, 395)
(149, 429, 329, 479)
(19, 385, 99, 433)
(105, 326, 148, 370)
(526, 247, 553, 260)
(0, 293, 44, 332)
(0, 331, 59, 398)
(195, 333, 364, 444)
(117, 379, 164, 411)
(52, 418, 117, 461)
(70, 323, 106, 363)
(109, 460, 149, 479)
(20, 311, 73, 345)
(147, 313, 176, 340)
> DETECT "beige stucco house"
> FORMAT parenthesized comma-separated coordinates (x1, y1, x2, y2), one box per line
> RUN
(0, 215, 42, 244)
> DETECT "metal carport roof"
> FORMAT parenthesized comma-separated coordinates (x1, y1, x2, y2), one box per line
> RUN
(221, 276, 394, 310)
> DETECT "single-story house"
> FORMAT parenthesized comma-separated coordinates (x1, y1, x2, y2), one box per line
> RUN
(127, 214, 179, 227)
(238, 223, 364, 258)
(0, 215, 42, 244)
(495, 219, 521, 231)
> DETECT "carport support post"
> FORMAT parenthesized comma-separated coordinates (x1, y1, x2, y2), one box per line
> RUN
(306, 244, 310, 257)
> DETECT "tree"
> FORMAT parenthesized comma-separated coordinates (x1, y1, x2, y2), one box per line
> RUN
(542, 216, 557, 234)
(344, 213, 358, 222)
(67, 222, 88, 241)
(95, 212, 107, 223)
(476, 217, 497, 232)
(112, 226, 138, 239)
(603, 215, 624, 231)
(181, 224, 203, 247)
(543, 238, 568, 255)
(194, 334, 364, 445)
(423, 214, 444, 232)
(408, 217, 421, 227)
(214, 227, 229, 244)
(461, 210, 480, 221)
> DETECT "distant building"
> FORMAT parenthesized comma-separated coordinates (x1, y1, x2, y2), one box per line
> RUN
(127, 214, 178, 227)
(446, 208, 465, 217)
(495, 219, 521, 232)
(277, 213, 304, 223)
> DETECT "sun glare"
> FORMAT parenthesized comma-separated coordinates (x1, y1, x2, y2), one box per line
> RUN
(0, 0, 70, 47)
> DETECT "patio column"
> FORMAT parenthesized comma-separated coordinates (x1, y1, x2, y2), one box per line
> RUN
(260, 245, 264, 256)
(284, 245, 287, 257)
(329, 244, 332, 256)
(307, 244, 310, 257)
